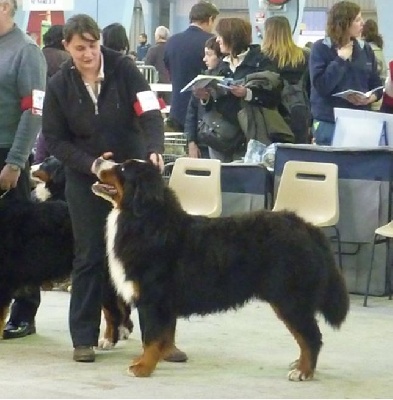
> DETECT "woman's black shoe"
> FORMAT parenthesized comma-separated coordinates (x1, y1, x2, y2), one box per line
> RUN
(2, 321, 36, 339)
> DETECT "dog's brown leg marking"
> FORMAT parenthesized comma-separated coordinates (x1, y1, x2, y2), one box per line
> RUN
(271, 305, 314, 381)
(102, 307, 115, 343)
(128, 329, 175, 377)
(0, 305, 10, 339)
(129, 342, 161, 377)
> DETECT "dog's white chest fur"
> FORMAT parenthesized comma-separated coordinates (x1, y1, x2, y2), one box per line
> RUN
(106, 209, 134, 303)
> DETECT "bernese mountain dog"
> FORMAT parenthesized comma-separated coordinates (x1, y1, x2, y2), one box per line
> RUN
(92, 159, 349, 381)
(0, 157, 133, 347)
(0, 191, 73, 337)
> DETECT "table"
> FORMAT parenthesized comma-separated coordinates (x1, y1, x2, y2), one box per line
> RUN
(220, 163, 272, 217)
(274, 144, 393, 296)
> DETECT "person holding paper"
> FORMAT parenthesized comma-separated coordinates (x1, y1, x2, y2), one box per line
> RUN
(193, 17, 278, 162)
(42, 14, 186, 363)
(0, 0, 47, 340)
(184, 36, 223, 158)
(309, 1, 382, 145)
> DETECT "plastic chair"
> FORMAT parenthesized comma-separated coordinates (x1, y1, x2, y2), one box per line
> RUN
(363, 221, 393, 307)
(272, 160, 342, 270)
(168, 157, 222, 218)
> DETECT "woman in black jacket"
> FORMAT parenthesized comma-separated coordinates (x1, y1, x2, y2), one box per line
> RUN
(42, 14, 187, 363)
(194, 17, 279, 162)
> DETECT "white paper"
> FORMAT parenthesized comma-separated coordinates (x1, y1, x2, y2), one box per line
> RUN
(136, 91, 160, 112)
(332, 116, 386, 147)
(32, 89, 45, 116)
(333, 86, 384, 99)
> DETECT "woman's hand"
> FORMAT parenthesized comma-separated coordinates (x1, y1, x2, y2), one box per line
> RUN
(188, 142, 201, 158)
(149, 152, 164, 172)
(229, 84, 247, 98)
(345, 93, 377, 106)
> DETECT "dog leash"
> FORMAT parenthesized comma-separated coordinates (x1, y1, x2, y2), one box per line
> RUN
(0, 189, 11, 199)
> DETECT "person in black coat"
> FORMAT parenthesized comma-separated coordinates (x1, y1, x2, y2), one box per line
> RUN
(184, 36, 224, 158)
(164, 0, 219, 132)
(42, 14, 187, 363)
(145, 25, 171, 104)
(193, 18, 279, 162)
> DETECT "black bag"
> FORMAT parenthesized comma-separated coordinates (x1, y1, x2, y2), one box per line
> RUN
(198, 110, 244, 154)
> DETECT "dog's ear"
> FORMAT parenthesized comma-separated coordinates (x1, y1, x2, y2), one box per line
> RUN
(122, 163, 165, 216)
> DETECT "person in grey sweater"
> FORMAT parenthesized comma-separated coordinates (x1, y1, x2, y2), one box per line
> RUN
(0, 0, 47, 339)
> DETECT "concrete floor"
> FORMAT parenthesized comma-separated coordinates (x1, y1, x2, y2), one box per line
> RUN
(1, 291, 392, 399)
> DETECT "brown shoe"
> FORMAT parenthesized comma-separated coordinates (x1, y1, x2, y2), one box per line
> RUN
(164, 345, 188, 363)
(73, 346, 95, 362)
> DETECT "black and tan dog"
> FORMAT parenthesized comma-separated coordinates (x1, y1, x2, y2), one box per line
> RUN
(0, 191, 73, 337)
(32, 156, 134, 348)
(92, 159, 349, 380)
(0, 157, 133, 347)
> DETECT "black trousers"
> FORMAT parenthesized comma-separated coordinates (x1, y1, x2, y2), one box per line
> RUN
(0, 148, 41, 324)
(65, 167, 111, 347)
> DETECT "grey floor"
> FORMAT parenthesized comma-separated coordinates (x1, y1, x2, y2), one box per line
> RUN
(0, 291, 392, 399)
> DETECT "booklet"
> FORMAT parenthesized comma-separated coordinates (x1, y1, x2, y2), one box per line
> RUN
(332, 86, 384, 99)
(180, 74, 225, 93)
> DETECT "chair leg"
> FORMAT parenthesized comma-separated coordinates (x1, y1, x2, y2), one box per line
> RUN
(363, 235, 378, 307)
(332, 226, 343, 271)
(387, 239, 392, 301)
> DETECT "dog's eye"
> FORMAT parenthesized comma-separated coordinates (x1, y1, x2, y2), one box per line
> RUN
(121, 166, 125, 172)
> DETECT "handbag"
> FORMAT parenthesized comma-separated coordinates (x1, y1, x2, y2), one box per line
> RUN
(198, 109, 244, 154)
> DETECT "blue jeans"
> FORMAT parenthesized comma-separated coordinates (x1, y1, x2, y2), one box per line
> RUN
(312, 120, 336, 146)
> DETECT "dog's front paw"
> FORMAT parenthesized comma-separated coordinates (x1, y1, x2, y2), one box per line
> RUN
(97, 337, 115, 350)
(288, 368, 314, 381)
(127, 357, 155, 377)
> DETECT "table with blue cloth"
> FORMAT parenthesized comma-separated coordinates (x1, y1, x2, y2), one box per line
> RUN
(220, 163, 273, 217)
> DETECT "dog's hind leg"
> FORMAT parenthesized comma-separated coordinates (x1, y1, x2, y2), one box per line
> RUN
(271, 304, 322, 381)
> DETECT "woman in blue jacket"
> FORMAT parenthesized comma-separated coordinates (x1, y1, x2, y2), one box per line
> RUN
(309, 1, 382, 145)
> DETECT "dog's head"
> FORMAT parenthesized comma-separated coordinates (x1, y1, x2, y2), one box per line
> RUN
(32, 156, 65, 201)
(92, 159, 165, 215)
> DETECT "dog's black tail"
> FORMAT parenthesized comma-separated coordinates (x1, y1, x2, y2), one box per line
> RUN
(320, 262, 350, 329)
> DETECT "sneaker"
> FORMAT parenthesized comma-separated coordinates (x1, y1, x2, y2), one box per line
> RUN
(73, 346, 95, 362)
(3, 321, 36, 340)
(164, 345, 188, 363)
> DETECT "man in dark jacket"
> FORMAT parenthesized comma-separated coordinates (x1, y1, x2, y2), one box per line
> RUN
(164, 0, 219, 132)
(1, 0, 47, 340)
(145, 25, 171, 103)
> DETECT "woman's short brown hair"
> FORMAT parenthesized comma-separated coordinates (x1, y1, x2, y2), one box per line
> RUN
(205, 36, 223, 58)
(63, 14, 101, 43)
(215, 18, 252, 57)
(326, 1, 361, 47)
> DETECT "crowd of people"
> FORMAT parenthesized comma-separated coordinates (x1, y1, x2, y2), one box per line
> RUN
(1, 0, 392, 365)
